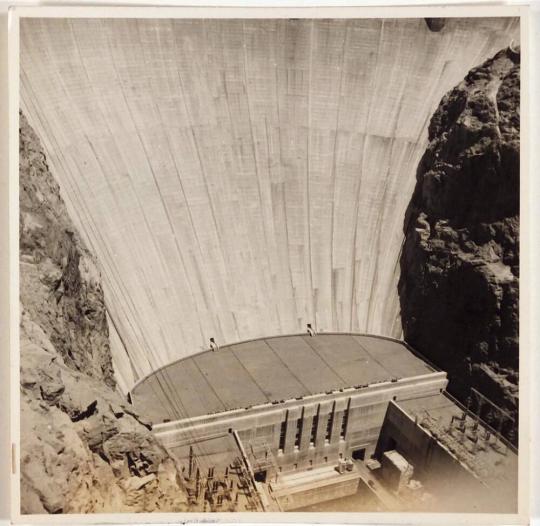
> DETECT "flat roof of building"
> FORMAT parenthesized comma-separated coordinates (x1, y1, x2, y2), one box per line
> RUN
(131, 333, 435, 423)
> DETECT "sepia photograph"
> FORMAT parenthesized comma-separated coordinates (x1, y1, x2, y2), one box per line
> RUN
(13, 7, 525, 519)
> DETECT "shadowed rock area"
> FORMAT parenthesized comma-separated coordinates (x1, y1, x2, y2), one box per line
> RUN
(19, 112, 189, 513)
(399, 48, 520, 441)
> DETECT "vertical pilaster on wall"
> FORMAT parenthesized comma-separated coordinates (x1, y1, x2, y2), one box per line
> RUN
(315, 402, 331, 449)
(300, 414, 313, 451)
(332, 410, 344, 445)
(339, 398, 352, 441)
(277, 410, 289, 452)
(284, 408, 300, 455)
(323, 401, 337, 447)
(272, 419, 282, 452)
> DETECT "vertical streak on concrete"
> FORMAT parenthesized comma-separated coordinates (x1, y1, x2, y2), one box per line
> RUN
(306, 19, 315, 328)
(329, 22, 348, 331)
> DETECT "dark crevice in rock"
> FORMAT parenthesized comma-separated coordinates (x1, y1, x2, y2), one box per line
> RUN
(123, 407, 153, 431)
(67, 400, 98, 422)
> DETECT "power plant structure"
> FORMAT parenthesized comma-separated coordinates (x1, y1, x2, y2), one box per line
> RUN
(131, 332, 517, 512)
(19, 15, 520, 514)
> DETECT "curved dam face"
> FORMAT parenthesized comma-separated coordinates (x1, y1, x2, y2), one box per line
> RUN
(20, 17, 519, 392)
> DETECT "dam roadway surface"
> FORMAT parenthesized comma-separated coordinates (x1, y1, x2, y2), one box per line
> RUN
(20, 17, 519, 393)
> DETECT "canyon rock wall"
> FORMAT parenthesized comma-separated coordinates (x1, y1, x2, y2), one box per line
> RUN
(399, 48, 520, 438)
(19, 112, 188, 513)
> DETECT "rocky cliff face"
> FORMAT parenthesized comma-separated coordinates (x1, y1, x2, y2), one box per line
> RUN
(399, 48, 520, 441)
(19, 112, 189, 513)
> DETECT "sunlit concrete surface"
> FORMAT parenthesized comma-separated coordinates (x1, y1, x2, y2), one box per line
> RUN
(269, 465, 361, 510)
(20, 18, 519, 392)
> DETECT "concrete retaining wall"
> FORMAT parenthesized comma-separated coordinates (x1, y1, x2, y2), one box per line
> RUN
(374, 401, 492, 511)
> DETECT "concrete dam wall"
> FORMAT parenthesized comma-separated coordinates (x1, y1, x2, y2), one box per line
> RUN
(20, 17, 519, 392)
